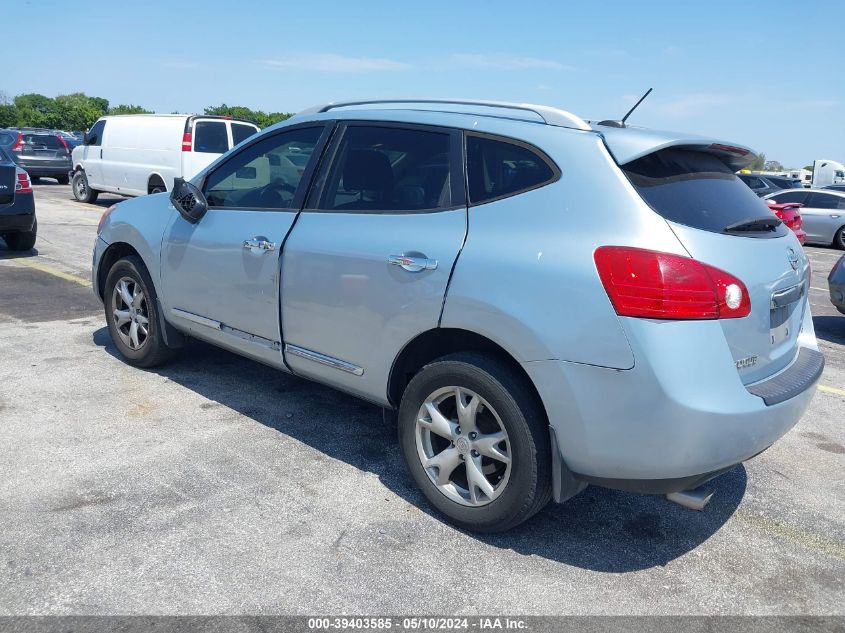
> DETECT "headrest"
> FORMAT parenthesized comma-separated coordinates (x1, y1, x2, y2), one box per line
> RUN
(343, 149, 393, 194)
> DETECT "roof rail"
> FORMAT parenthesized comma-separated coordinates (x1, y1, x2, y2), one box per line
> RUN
(297, 99, 592, 131)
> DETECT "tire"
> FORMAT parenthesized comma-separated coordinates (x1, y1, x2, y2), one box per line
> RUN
(148, 178, 166, 195)
(103, 255, 176, 368)
(72, 170, 99, 203)
(56, 175, 69, 185)
(397, 352, 552, 532)
(835, 226, 845, 250)
(3, 218, 37, 251)
(30, 176, 40, 183)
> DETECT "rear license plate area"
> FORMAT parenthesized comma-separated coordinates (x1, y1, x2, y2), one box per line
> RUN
(769, 283, 804, 346)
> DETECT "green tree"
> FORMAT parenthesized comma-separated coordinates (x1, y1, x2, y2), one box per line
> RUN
(54, 93, 109, 130)
(763, 160, 783, 172)
(803, 165, 813, 172)
(0, 104, 17, 128)
(748, 152, 766, 171)
(204, 103, 292, 128)
(108, 104, 154, 115)
(14, 93, 55, 127)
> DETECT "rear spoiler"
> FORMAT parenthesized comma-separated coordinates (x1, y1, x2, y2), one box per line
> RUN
(595, 124, 758, 171)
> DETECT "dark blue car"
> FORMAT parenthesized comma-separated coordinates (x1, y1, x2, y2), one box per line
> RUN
(0, 145, 37, 251)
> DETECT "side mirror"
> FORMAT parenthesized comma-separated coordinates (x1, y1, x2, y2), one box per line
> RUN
(170, 178, 208, 224)
(83, 132, 93, 145)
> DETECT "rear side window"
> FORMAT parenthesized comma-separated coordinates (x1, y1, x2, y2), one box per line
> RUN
(194, 121, 228, 154)
(315, 125, 454, 212)
(467, 135, 557, 205)
(232, 123, 257, 146)
(623, 149, 784, 235)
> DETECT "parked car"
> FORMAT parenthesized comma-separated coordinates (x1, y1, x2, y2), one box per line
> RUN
(92, 99, 822, 532)
(0, 129, 72, 184)
(764, 189, 845, 248)
(764, 175, 802, 189)
(829, 255, 845, 314)
(0, 146, 36, 251)
(71, 114, 259, 203)
(766, 200, 806, 244)
(737, 173, 782, 197)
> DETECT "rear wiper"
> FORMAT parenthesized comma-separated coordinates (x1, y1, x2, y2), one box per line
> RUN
(723, 216, 782, 233)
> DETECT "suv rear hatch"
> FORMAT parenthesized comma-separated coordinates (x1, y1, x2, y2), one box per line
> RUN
(601, 128, 810, 385)
(19, 133, 70, 162)
(0, 159, 15, 206)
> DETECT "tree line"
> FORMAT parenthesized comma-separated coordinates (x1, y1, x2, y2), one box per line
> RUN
(0, 92, 292, 131)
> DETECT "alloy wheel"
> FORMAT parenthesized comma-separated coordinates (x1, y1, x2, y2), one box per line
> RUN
(415, 386, 512, 506)
(111, 276, 150, 350)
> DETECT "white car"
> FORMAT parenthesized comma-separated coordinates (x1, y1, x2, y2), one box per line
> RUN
(71, 114, 259, 203)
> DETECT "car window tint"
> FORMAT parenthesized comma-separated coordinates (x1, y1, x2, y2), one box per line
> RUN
(193, 121, 229, 154)
(318, 126, 452, 212)
(623, 149, 784, 235)
(467, 135, 556, 205)
(232, 123, 257, 147)
(23, 134, 63, 149)
(87, 120, 106, 146)
(806, 193, 841, 209)
(204, 126, 322, 210)
(769, 190, 808, 204)
(0, 131, 14, 146)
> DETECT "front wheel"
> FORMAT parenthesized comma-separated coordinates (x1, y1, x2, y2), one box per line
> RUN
(103, 256, 176, 368)
(72, 170, 98, 203)
(835, 226, 845, 250)
(398, 353, 552, 532)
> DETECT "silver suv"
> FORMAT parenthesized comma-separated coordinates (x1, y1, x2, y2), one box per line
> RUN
(92, 99, 823, 532)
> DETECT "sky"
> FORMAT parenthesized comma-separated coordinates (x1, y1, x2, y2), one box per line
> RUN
(4, 0, 843, 167)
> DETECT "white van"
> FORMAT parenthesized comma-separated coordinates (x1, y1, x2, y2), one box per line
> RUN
(70, 114, 259, 203)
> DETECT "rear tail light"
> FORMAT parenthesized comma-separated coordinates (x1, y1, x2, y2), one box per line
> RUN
(594, 246, 751, 320)
(57, 135, 69, 154)
(181, 132, 192, 152)
(16, 171, 32, 194)
(11, 132, 23, 153)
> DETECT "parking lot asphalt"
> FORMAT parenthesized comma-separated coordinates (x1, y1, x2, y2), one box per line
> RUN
(0, 183, 843, 615)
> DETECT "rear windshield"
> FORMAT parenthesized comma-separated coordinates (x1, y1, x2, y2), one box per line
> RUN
(23, 134, 63, 149)
(231, 123, 257, 146)
(623, 148, 786, 236)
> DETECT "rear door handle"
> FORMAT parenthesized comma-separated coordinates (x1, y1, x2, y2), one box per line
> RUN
(243, 236, 276, 252)
(388, 254, 438, 272)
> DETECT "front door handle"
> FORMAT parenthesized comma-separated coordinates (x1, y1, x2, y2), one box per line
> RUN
(388, 254, 438, 272)
(243, 236, 276, 252)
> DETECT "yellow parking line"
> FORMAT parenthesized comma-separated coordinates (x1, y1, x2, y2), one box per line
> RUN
(818, 384, 845, 397)
(810, 286, 829, 293)
(7, 257, 91, 287)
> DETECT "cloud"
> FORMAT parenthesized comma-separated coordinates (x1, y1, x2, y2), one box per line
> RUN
(658, 93, 734, 117)
(447, 54, 571, 71)
(260, 54, 410, 73)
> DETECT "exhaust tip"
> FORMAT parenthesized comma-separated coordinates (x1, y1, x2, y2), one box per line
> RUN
(666, 488, 714, 511)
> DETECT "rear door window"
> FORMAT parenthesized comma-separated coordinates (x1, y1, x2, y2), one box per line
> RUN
(769, 190, 809, 204)
(466, 134, 557, 205)
(622, 148, 787, 236)
(193, 121, 229, 154)
(231, 123, 258, 147)
(806, 192, 845, 210)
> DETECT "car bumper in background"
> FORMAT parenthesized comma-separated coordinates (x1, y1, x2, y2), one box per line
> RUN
(17, 160, 72, 177)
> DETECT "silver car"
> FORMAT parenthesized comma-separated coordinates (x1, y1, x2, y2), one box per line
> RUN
(764, 188, 845, 248)
(92, 99, 823, 532)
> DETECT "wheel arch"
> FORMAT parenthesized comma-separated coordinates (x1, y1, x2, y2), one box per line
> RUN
(387, 328, 544, 414)
(96, 242, 143, 300)
(147, 173, 167, 194)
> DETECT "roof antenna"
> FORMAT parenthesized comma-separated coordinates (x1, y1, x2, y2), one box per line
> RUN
(598, 88, 653, 128)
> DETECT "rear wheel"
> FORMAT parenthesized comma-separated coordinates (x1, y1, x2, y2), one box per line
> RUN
(835, 226, 845, 250)
(3, 218, 37, 251)
(72, 170, 98, 203)
(56, 175, 69, 185)
(398, 352, 551, 532)
(104, 256, 176, 368)
(30, 176, 40, 184)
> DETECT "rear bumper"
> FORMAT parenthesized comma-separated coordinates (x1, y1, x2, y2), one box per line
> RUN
(0, 192, 35, 232)
(523, 315, 822, 490)
(17, 161, 71, 177)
